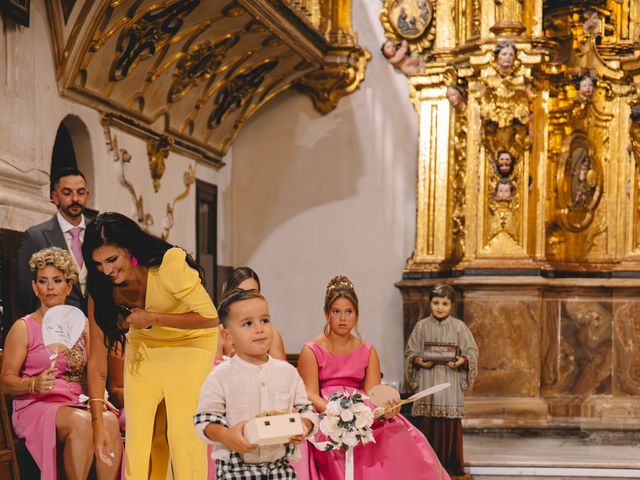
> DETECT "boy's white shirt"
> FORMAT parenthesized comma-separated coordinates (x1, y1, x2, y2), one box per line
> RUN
(195, 354, 318, 464)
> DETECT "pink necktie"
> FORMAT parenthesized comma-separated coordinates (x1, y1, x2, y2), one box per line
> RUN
(69, 227, 84, 269)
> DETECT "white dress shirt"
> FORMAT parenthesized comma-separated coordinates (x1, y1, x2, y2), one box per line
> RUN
(195, 355, 318, 464)
(56, 212, 87, 295)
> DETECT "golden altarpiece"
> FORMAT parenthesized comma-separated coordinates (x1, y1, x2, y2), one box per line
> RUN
(383, 0, 640, 432)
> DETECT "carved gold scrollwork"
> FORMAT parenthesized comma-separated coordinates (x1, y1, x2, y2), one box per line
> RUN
(450, 84, 467, 257)
(296, 46, 371, 114)
(110, 0, 201, 81)
(556, 131, 603, 232)
(208, 60, 279, 127)
(630, 105, 640, 168)
(168, 35, 241, 103)
(147, 136, 175, 193)
(476, 44, 533, 252)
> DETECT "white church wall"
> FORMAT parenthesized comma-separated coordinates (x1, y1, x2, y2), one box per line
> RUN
(1, 2, 231, 265)
(229, 1, 418, 386)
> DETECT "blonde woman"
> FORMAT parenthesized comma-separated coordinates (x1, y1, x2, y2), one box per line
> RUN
(1, 247, 121, 479)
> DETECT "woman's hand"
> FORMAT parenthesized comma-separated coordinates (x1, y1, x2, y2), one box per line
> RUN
(34, 365, 56, 393)
(93, 425, 115, 466)
(446, 356, 466, 369)
(125, 307, 154, 329)
(414, 357, 434, 369)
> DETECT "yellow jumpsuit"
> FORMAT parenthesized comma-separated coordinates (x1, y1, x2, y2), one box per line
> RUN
(124, 248, 217, 479)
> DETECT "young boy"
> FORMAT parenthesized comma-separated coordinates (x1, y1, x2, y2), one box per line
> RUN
(404, 284, 478, 480)
(194, 289, 317, 479)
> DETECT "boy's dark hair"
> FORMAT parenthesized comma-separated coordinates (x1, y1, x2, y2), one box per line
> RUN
(51, 167, 86, 192)
(429, 284, 456, 302)
(217, 288, 264, 327)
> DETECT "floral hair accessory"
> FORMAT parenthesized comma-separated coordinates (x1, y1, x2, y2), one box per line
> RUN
(326, 275, 354, 296)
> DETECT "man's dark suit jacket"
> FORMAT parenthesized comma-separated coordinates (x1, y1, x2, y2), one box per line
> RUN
(16, 215, 87, 314)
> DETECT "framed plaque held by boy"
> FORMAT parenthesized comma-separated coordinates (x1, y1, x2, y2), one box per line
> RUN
(421, 342, 458, 364)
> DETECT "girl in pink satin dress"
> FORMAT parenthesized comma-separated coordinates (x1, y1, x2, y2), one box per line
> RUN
(297, 275, 450, 480)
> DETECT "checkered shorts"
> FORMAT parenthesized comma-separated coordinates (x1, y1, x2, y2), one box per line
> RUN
(216, 444, 297, 480)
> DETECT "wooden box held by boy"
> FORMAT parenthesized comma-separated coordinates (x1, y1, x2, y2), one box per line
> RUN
(244, 412, 304, 446)
(422, 342, 459, 363)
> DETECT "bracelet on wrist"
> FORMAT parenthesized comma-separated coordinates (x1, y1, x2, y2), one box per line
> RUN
(88, 398, 105, 403)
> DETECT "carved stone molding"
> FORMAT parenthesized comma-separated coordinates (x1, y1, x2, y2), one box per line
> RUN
(102, 119, 154, 227)
(0, 162, 56, 231)
(161, 164, 196, 240)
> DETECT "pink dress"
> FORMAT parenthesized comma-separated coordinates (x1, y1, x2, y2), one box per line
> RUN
(12, 314, 86, 478)
(306, 341, 450, 480)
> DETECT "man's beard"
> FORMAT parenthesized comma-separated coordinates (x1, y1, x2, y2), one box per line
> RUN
(62, 203, 84, 218)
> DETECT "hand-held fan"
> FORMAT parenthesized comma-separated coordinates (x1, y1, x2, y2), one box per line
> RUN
(369, 382, 451, 418)
(42, 305, 87, 364)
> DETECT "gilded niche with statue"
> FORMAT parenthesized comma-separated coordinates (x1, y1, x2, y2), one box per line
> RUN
(388, 0, 640, 432)
(385, 0, 640, 272)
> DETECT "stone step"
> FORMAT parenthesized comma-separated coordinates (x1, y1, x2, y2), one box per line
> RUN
(464, 435, 640, 479)
(469, 468, 640, 479)
(471, 475, 629, 480)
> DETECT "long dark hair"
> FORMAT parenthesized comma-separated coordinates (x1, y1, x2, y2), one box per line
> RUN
(219, 267, 261, 302)
(83, 212, 204, 351)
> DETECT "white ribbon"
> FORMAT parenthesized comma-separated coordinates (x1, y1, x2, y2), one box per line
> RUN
(345, 447, 354, 480)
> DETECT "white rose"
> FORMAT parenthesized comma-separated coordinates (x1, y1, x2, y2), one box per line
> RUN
(355, 416, 369, 429)
(343, 431, 358, 447)
(340, 409, 354, 422)
(319, 418, 331, 434)
(326, 401, 342, 416)
(351, 402, 369, 413)
(358, 410, 374, 425)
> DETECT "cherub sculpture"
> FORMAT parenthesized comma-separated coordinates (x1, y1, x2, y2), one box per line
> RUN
(494, 40, 517, 74)
(381, 39, 420, 75)
(446, 85, 466, 112)
(576, 71, 597, 101)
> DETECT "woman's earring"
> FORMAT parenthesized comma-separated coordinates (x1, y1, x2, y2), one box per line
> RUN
(131, 256, 138, 267)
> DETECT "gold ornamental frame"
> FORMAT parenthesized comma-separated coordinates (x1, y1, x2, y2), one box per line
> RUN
(556, 131, 603, 233)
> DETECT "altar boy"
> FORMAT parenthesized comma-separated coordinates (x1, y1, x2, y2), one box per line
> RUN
(404, 284, 479, 479)
(194, 289, 317, 479)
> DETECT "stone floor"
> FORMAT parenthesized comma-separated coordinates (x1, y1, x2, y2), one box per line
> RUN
(464, 435, 640, 479)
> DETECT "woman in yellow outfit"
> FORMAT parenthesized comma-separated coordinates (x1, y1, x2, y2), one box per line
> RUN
(83, 212, 218, 479)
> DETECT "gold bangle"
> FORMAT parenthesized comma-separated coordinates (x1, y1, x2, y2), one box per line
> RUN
(88, 398, 105, 403)
(29, 378, 35, 394)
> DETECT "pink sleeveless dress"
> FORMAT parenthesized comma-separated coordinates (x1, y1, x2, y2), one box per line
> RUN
(12, 314, 86, 478)
(305, 341, 450, 480)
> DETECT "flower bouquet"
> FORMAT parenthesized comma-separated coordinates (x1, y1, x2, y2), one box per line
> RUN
(312, 391, 375, 480)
